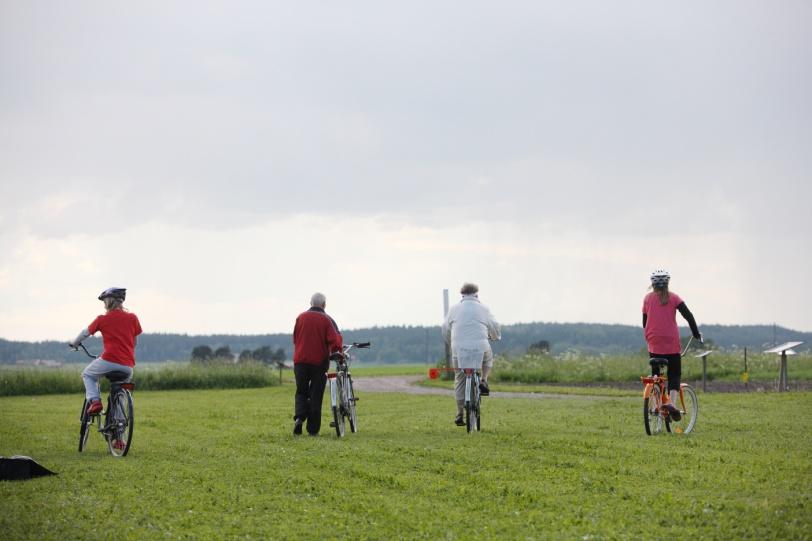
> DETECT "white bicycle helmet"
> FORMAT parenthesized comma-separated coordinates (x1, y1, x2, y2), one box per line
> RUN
(650, 270, 670, 288)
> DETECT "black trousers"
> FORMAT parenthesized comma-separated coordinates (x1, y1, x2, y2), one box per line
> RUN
(649, 352, 681, 393)
(294, 363, 328, 435)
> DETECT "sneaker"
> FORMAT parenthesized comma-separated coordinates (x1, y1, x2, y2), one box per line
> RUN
(454, 414, 465, 426)
(112, 439, 126, 450)
(479, 381, 490, 396)
(293, 418, 303, 436)
(85, 399, 102, 415)
(660, 403, 681, 422)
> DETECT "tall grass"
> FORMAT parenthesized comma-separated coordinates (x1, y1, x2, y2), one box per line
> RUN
(0, 362, 279, 397)
(492, 352, 812, 384)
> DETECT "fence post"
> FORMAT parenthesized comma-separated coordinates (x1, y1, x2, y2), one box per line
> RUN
(694, 350, 712, 392)
(780, 351, 788, 391)
(703, 355, 707, 393)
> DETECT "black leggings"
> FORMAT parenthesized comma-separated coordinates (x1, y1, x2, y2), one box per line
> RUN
(649, 352, 681, 393)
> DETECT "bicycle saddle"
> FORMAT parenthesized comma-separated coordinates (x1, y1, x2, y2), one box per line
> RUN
(105, 371, 131, 383)
(649, 358, 669, 369)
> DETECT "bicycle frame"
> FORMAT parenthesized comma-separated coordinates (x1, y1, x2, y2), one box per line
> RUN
(641, 375, 688, 411)
(328, 342, 369, 437)
(462, 367, 481, 433)
(463, 368, 480, 405)
(641, 336, 701, 435)
(643, 336, 697, 408)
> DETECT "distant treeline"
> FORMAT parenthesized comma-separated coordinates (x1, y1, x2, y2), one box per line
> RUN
(1, 323, 809, 364)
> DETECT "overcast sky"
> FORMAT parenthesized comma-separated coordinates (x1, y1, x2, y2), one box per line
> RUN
(1, 1, 810, 341)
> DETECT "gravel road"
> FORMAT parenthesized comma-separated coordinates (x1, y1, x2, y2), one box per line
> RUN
(351, 375, 596, 400)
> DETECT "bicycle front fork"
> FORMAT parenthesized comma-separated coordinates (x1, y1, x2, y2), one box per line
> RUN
(463, 371, 478, 406)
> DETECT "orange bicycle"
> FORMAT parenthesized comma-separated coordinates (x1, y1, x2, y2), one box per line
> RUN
(641, 338, 699, 435)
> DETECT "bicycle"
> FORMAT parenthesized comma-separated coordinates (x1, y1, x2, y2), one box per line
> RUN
(641, 337, 699, 435)
(462, 367, 482, 433)
(328, 341, 370, 438)
(73, 344, 135, 456)
(456, 348, 487, 434)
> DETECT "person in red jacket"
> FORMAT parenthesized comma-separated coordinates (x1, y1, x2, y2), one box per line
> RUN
(69, 288, 142, 435)
(292, 292, 343, 436)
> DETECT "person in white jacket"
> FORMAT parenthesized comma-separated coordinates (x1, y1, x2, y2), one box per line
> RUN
(442, 282, 501, 426)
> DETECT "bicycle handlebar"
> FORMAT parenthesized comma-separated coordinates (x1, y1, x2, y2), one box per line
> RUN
(342, 341, 371, 353)
(681, 334, 704, 356)
(70, 343, 96, 359)
(334, 341, 372, 364)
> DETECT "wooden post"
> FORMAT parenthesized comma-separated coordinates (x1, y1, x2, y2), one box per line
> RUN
(702, 355, 707, 393)
(695, 350, 712, 393)
(744, 348, 748, 389)
(779, 351, 788, 392)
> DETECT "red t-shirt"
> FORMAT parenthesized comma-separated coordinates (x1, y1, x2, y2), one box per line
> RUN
(642, 291, 683, 355)
(88, 309, 142, 367)
(293, 308, 343, 367)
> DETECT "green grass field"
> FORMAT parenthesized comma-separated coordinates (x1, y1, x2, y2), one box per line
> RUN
(1, 384, 810, 539)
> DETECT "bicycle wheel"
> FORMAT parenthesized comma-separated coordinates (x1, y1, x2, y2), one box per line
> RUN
(332, 379, 345, 438)
(465, 376, 479, 433)
(643, 385, 664, 435)
(106, 390, 134, 457)
(668, 384, 698, 434)
(475, 384, 481, 432)
(78, 400, 91, 452)
(346, 376, 358, 433)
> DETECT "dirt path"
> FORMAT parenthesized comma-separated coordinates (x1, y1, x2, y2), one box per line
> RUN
(351, 375, 598, 400)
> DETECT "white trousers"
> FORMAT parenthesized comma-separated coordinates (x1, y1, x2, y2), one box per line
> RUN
(453, 348, 493, 407)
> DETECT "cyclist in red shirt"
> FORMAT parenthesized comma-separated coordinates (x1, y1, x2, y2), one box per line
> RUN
(69, 288, 142, 419)
(292, 292, 343, 436)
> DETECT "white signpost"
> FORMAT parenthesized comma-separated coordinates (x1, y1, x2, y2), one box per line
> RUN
(443, 289, 450, 370)
(763, 341, 804, 392)
(694, 350, 713, 392)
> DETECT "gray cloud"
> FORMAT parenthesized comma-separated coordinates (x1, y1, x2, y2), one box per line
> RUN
(2, 1, 810, 241)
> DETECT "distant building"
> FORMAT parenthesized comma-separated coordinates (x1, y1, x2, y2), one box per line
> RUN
(16, 359, 64, 367)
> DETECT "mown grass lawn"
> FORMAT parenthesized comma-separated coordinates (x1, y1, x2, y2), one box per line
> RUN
(1, 385, 810, 540)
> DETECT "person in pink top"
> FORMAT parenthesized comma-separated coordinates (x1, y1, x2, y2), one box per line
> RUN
(642, 270, 701, 420)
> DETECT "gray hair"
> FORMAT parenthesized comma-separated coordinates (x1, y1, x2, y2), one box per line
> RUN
(103, 297, 124, 311)
(310, 292, 326, 307)
(460, 282, 479, 295)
